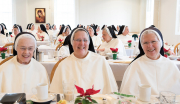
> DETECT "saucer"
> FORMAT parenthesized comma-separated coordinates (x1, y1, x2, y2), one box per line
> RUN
(30, 94, 55, 103)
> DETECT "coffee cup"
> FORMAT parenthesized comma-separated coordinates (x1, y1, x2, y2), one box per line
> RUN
(138, 84, 151, 102)
(32, 83, 48, 101)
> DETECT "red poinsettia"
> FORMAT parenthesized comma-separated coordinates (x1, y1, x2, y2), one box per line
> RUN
(110, 48, 118, 53)
(0, 47, 7, 53)
(10, 35, 13, 37)
(128, 40, 132, 43)
(164, 54, 168, 58)
(163, 48, 170, 58)
(75, 85, 100, 104)
(58, 39, 63, 43)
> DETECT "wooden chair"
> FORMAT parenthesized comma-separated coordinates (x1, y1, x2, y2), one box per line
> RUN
(55, 42, 64, 51)
(97, 45, 101, 50)
(174, 43, 180, 55)
(50, 57, 66, 83)
(0, 56, 13, 65)
(54, 40, 56, 45)
(3, 43, 14, 54)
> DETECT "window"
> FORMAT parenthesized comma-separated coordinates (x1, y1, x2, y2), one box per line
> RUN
(146, 0, 154, 28)
(0, 0, 12, 31)
(54, 0, 76, 29)
(175, 0, 180, 35)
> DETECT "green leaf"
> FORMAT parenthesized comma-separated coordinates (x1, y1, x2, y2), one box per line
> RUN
(91, 99, 97, 103)
(82, 99, 89, 104)
(75, 99, 82, 103)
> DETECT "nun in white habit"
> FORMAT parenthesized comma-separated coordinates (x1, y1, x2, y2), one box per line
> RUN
(1, 23, 9, 36)
(97, 25, 127, 56)
(50, 27, 118, 94)
(88, 25, 102, 49)
(58, 35, 70, 57)
(55, 26, 70, 45)
(29, 23, 37, 36)
(120, 27, 180, 95)
(46, 23, 53, 36)
(117, 26, 132, 46)
(0, 32, 49, 94)
(36, 24, 49, 41)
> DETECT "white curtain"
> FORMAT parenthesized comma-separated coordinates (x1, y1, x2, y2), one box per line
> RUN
(146, 0, 154, 28)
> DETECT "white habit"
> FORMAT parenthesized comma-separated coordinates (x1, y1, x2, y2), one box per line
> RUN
(0, 56, 50, 94)
(50, 51, 118, 94)
(91, 36, 102, 48)
(117, 35, 132, 46)
(58, 45, 70, 57)
(99, 38, 127, 56)
(47, 30, 53, 36)
(0, 34, 8, 46)
(36, 32, 49, 41)
(120, 55, 180, 95)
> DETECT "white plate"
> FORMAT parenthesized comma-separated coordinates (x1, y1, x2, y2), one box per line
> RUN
(91, 94, 115, 104)
(30, 93, 55, 103)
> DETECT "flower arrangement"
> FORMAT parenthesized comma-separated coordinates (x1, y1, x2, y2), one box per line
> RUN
(40, 36, 44, 41)
(127, 40, 132, 48)
(164, 48, 170, 58)
(10, 35, 13, 37)
(0, 47, 7, 53)
(58, 39, 63, 44)
(110, 48, 118, 54)
(74, 85, 100, 104)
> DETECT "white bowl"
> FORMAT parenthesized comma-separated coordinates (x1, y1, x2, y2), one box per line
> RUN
(168, 56, 178, 60)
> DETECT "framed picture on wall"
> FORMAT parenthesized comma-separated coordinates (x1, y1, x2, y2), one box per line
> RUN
(35, 8, 46, 23)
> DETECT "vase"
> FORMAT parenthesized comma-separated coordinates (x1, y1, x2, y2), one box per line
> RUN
(1, 52, 5, 59)
(128, 43, 131, 48)
(113, 54, 117, 60)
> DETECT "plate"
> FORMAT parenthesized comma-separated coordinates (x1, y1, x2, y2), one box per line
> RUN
(91, 94, 115, 104)
(30, 94, 55, 103)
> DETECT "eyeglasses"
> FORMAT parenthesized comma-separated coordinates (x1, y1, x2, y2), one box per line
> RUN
(73, 39, 88, 43)
(142, 41, 158, 46)
(18, 47, 34, 51)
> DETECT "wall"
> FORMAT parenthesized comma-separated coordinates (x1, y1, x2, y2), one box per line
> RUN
(159, 0, 180, 45)
(78, 0, 141, 33)
(27, 0, 54, 30)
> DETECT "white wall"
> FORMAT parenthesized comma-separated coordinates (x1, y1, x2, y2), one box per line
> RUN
(78, 0, 141, 33)
(159, 0, 180, 45)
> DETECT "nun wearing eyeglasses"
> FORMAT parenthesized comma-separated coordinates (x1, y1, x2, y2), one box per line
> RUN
(97, 26, 126, 56)
(50, 28, 118, 94)
(36, 24, 49, 41)
(0, 24, 8, 46)
(88, 25, 102, 49)
(0, 32, 49, 94)
(55, 26, 70, 45)
(120, 27, 180, 95)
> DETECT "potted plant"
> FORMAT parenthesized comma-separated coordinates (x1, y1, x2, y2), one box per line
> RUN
(127, 40, 132, 48)
(58, 39, 63, 44)
(74, 85, 100, 104)
(0, 47, 7, 59)
(40, 36, 44, 41)
(132, 34, 138, 41)
(110, 48, 119, 60)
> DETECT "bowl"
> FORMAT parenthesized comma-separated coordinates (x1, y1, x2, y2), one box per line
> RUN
(168, 56, 178, 60)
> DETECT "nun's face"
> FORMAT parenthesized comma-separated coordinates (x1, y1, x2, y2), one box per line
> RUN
(53, 25, 56, 30)
(46, 24, 49, 30)
(59, 26, 62, 30)
(31, 25, 35, 30)
(65, 28, 70, 36)
(16, 38, 35, 64)
(141, 33, 161, 60)
(14, 28, 19, 36)
(38, 26, 42, 33)
(102, 30, 112, 42)
(88, 27, 94, 37)
(96, 26, 100, 32)
(117, 26, 120, 31)
(123, 27, 129, 35)
(73, 31, 89, 59)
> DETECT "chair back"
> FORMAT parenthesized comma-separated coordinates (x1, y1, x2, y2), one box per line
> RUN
(50, 57, 66, 83)
(3, 43, 14, 54)
(174, 43, 180, 55)
(55, 42, 64, 51)
(0, 56, 13, 65)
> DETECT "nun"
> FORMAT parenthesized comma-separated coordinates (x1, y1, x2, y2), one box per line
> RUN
(46, 23, 53, 36)
(11, 25, 22, 42)
(97, 26, 127, 56)
(0, 32, 49, 94)
(1, 23, 9, 36)
(55, 25, 70, 45)
(52, 24, 59, 38)
(117, 25, 132, 46)
(120, 27, 180, 95)
(26, 24, 31, 32)
(29, 23, 37, 37)
(36, 24, 49, 41)
(58, 35, 71, 57)
(88, 25, 102, 49)
(50, 27, 118, 94)
(0, 24, 8, 46)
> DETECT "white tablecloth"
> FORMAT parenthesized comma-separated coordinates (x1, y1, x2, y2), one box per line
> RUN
(37, 41, 50, 46)
(125, 48, 134, 56)
(38, 45, 57, 55)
